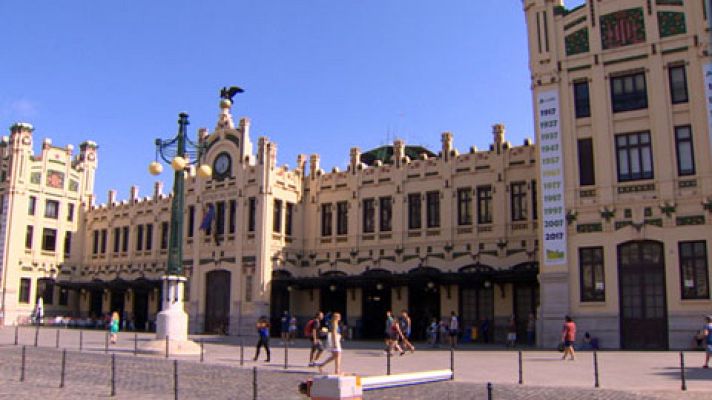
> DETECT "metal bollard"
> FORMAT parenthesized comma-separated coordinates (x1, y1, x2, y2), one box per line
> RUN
(20, 345, 26, 382)
(165, 335, 169, 359)
(518, 351, 523, 384)
(34, 325, 39, 347)
(60, 349, 66, 388)
(387, 349, 391, 375)
(111, 353, 116, 397)
(79, 330, 83, 352)
(240, 339, 244, 367)
(174, 359, 178, 400)
(680, 351, 687, 391)
(14, 325, 18, 345)
(105, 332, 109, 354)
(284, 340, 288, 370)
(134, 333, 138, 356)
(200, 339, 204, 363)
(450, 346, 455, 380)
(252, 366, 258, 400)
(56, 329, 60, 348)
(594, 351, 600, 388)
(487, 382, 493, 400)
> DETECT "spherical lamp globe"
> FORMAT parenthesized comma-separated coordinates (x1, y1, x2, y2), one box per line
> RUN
(197, 164, 212, 178)
(171, 156, 187, 172)
(148, 161, 163, 176)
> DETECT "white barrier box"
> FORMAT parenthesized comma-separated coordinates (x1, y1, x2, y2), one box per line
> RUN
(310, 375, 363, 400)
(360, 369, 453, 390)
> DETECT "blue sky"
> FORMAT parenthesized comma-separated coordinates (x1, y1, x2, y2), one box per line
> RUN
(1, 1, 585, 203)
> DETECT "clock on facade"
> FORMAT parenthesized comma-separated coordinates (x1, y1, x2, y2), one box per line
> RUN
(213, 152, 231, 179)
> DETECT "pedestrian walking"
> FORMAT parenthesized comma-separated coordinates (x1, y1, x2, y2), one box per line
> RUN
(561, 315, 577, 361)
(109, 311, 120, 344)
(428, 318, 439, 348)
(307, 311, 325, 366)
(253, 316, 271, 362)
(313, 312, 343, 375)
(399, 310, 415, 354)
(506, 315, 517, 347)
(702, 315, 712, 368)
(448, 311, 459, 348)
(288, 315, 297, 344)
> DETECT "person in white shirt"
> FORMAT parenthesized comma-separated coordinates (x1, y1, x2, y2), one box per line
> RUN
(449, 311, 459, 348)
(313, 312, 343, 375)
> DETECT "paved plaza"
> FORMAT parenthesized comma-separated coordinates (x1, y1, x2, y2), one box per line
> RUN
(1, 327, 712, 399)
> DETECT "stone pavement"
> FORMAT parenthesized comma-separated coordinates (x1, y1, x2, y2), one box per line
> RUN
(1, 326, 712, 399)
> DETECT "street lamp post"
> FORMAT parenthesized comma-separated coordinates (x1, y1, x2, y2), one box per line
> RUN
(143, 112, 211, 354)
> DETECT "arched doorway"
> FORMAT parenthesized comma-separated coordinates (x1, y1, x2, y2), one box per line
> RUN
(361, 283, 391, 339)
(205, 270, 231, 334)
(408, 281, 440, 341)
(618, 241, 668, 349)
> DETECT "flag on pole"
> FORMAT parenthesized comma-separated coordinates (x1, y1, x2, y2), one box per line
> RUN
(200, 204, 215, 232)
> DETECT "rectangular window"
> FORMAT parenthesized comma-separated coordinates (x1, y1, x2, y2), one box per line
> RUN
(92, 230, 99, 254)
(28, 196, 36, 215)
(362, 198, 375, 233)
(616, 131, 653, 181)
(285, 202, 294, 236)
(675, 125, 695, 176)
(336, 201, 348, 235)
(113, 227, 120, 253)
(136, 225, 144, 251)
(145, 224, 153, 251)
(679, 241, 709, 300)
(510, 182, 527, 221)
(669, 65, 688, 104)
(42, 228, 57, 252)
(407, 193, 421, 230)
(228, 200, 236, 234)
(122, 226, 129, 252)
(188, 205, 195, 238)
(215, 201, 225, 235)
(573, 80, 590, 118)
(248, 197, 256, 232)
(457, 188, 472, 226)
(531, 180, 538, 220)
(25, 225, 33, 249)
(321, 203, 333, 236)
(273, 199, 282, 233)
(477, 186, 493, 224)
(245, 275, 253, 302)
(577, 138, 596, 186)
(161, 222, 169, 250)
(38, 279, 54, 305)
(426, 191, 440, 228)
(64, 231, 72, 256)
(379, 196, 392, 232)
(611, 72, 648, 113)
(579, 247, 605, 302)
(45, 199, 59, 219)
(19, 278, 30, 304)
(67, 203, 75, 222)
(59, 288, 68, 306)
(100, 229, 107, 254)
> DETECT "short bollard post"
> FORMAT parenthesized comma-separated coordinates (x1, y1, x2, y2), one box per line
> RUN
(680, 351, 687, 391)
(252, 366, 258, 400)
(105, 332, 109, 354)
(487, 382, 493, 400)
(56, 329, 60, 348)
(386, 349, 391, 375)
(134, 333, 138, 356)
(593, 351, 600, 388)
(284, 340, 288, 370)
(450, 347, 455, 380)
(59, 349, 66, 388)
(518, 351, 523, 384)
(165, 335, 169, 359)
(200, 339, 204, 363)
(14, 325, 18, 345)
(110, 353, 116, 397)
(173, 359, 178, 400)
(240, 339, 244, 367)
(34, 325, 39, 347)
(20, 345, 26, 382)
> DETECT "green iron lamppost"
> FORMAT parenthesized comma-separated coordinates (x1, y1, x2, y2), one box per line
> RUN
(146, 112, 211, 351)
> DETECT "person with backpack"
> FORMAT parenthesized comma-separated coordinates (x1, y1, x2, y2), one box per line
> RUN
(253, 316, 271, 362)
(307, 311, 325, 366)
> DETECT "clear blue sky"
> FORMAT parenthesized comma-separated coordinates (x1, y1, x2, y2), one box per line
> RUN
(1, 1, 585, 203)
